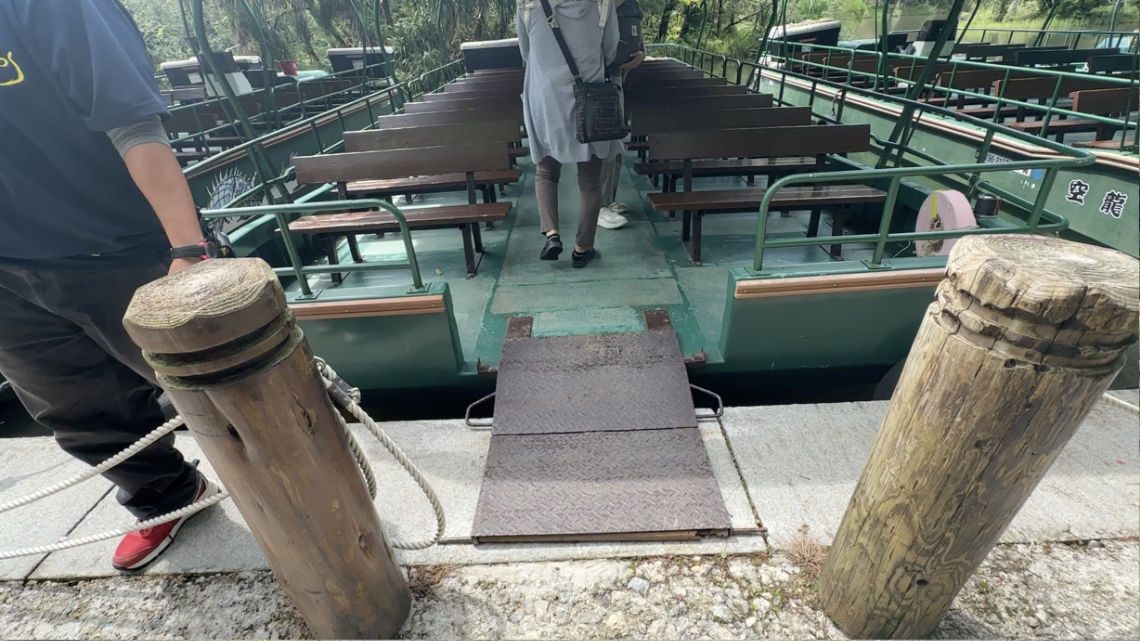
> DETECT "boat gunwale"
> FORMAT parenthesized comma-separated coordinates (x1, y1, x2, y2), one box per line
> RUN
(290, 294, 447, 320)
(734, 268, 946, 299)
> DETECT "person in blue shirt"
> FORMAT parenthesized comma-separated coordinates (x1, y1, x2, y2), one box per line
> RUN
(0, 0, 219, 570)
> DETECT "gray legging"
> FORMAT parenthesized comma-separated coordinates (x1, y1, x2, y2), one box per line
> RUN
(536, 155, 604, 251)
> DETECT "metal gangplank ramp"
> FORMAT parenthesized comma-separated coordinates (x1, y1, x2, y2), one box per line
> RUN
(471, 310, 732, 543)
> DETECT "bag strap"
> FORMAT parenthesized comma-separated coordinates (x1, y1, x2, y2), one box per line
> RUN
(538, 0, 583, 82)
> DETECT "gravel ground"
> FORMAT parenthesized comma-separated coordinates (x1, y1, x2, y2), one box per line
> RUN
(1, 539, 1135, 640)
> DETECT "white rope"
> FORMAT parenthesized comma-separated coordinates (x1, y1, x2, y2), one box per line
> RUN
(0, 490, 229, 561)
(316, 359, 446, 550)
(0, 360, 443, 558)
(0, 415, 185, 515)
(1102, 392, 1140, 414)
(342, 413, 379, 499)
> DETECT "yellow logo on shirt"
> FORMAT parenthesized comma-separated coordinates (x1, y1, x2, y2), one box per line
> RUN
(0, 51, 25, 87)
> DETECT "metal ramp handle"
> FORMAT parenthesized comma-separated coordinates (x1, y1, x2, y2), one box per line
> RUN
(465, 392, 495, 429)
(691, 383, 724, 420)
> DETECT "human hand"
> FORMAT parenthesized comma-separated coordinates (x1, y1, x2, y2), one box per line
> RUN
(619, 50, 646, 74)
(169, 257, 203, 274)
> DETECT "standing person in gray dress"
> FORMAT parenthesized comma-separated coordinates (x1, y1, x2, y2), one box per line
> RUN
(518, 0, 622, 268)
(597, 0, 645, 231)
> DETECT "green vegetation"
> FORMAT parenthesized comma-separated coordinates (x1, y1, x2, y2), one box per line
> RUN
(123, 0, 1137, 81)
(122, 0, 516, 80)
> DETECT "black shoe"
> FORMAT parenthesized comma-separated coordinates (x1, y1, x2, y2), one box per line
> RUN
(540, 234, 563, 260)
(571, 247, 599, 268)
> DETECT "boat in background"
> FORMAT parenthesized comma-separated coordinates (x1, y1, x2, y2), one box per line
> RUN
(179, 0, 1135, 406)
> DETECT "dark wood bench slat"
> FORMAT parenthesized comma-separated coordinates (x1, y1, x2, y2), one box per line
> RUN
(632, 107, 813, 137)
(288, 201, 512, 279)
(635, 157, 815, 176)
(626, 85, 746, 99)
(294, 144, 511, 184)
(344, 119, 519, 152)
(344, 169, 521, 195)
(648, 185, 887, 264)
(626, 93, 770, 111)
(375, 110, 524, 128)
(404, 98, 522, 114)
(647, 185, 887, 212)
(288, 202, 511, 234)
(1071, 137, 1137, 149)
(1070, 87, 1140, 114)
(648, 124, 871, 161)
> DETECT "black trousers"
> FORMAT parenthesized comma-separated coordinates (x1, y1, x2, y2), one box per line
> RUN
(0, 243, 199, 519)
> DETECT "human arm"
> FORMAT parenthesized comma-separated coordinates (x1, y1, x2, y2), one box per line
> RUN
(602, 0, 619, 66)
(619, 50, 645, 82)
(106, 117, 204, 272)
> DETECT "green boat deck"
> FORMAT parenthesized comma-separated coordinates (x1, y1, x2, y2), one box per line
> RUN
(283, 151, 881, 374)
(195, 49, 1134, 398)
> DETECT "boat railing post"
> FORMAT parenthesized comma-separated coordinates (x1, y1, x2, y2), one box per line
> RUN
(1038, 76, 1066, 139)
(274, 211, 313, 298)
(1025, 168, 1058, 232)
(968, 128, 996, 191)
(123, 259, 412, 639)
(869, 176, 902, 266)
(819, 235, 1140, 640)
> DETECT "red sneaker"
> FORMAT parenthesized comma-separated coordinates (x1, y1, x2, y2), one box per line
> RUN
(112, 476, 219, 571)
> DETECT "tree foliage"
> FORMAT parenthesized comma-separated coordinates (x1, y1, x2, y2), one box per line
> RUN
(123, 0, 1139, 80)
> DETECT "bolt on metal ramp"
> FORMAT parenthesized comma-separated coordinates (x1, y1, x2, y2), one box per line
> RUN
(471, 310, 732, 543)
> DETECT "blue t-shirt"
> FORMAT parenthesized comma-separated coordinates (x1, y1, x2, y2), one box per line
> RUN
(0, 0, 169, 260)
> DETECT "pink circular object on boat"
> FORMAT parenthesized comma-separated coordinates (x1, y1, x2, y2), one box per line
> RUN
(915, 190, 977, 256)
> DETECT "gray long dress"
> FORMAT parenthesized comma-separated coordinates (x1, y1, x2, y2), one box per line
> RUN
(517, 0, 624, 164)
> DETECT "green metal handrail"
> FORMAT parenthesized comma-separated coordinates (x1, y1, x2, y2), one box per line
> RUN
(167, 59, 391, 123)
(651, 43, 1114, 155)
(751, 164, 1068, 271)
(647, 44, 1094, 272)
(187, 59, 464, 295)
(895, 26, 1137, 51)
(201, 199, 425, 296)
(731, 41, 1139, 152)
(184, 58, 463, 185)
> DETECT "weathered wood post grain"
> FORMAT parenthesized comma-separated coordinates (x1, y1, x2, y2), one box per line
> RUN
(818, 235, 1139, 639)
(123, 259, 411, 639)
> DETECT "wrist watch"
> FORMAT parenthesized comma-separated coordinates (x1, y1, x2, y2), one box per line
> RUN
(169, 239, 218, 260)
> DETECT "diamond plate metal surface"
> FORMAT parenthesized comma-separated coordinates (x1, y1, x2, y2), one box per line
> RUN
(472, 428, 732, 539)
(492, 330, 697, 434)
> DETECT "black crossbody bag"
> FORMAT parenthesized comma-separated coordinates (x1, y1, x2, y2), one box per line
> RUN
(538, 0, 629, 143)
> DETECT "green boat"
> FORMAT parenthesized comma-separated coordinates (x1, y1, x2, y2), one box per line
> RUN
(176, 0, 1137, 411)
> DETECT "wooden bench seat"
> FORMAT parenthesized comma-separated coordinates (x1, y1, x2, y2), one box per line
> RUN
(288, 202, 511, 280)
(345, 169, 521, 200)
(292, 143, 513, 278)
(1071, 137, 1137, 149)
(644, 123, 879, 264)
(954, 104, 1028, 120)
(1004, 117, 1101, 136)
(1004, 86, 1138, 141)
(647, 185, 886, 264)
(290, 203, 510, 234)
(648, 184, 887, 212)
(635, 157, 816, 192)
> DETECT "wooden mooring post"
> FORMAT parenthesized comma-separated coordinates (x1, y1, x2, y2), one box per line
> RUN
(123, 259, 411, 639)
(818, 235, 1139, 639)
